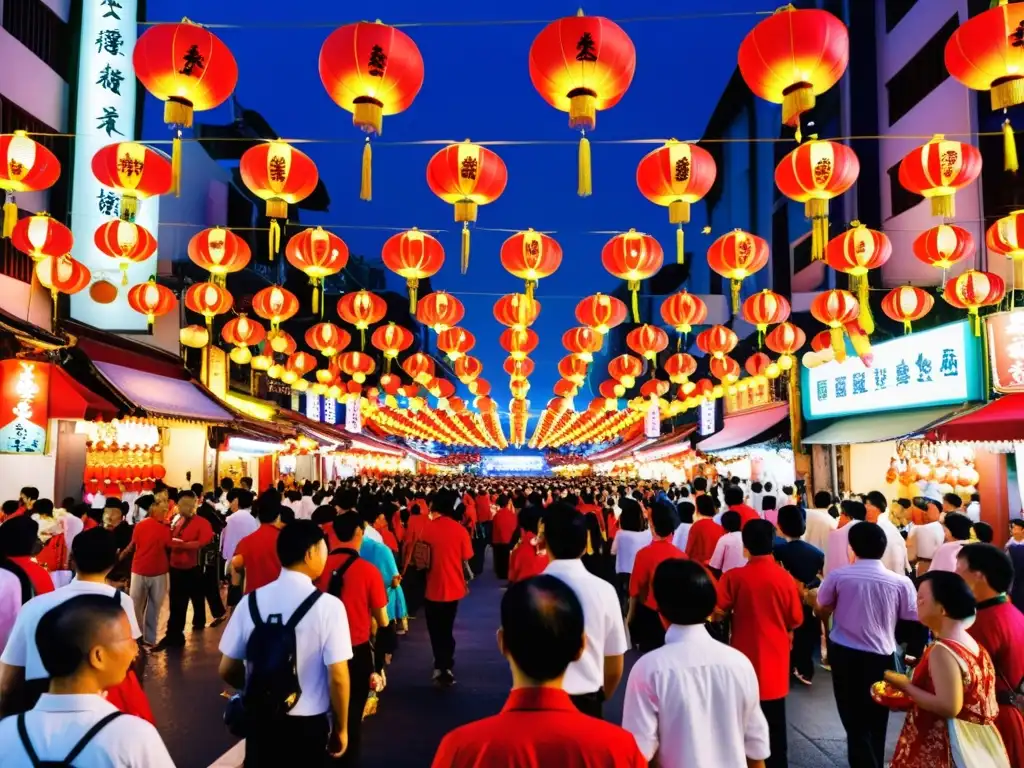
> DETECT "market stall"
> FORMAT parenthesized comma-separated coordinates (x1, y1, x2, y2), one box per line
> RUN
(694, 401, 792, 485)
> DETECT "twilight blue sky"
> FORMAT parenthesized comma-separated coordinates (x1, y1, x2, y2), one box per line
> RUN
(143, 0, 772, 413)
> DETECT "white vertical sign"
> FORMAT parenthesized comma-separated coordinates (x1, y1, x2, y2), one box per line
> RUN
(644, 400, 661, 438)
(345, 398, 362, 434)
(323, 397, 337, 425)
(290, 391, 301, 412)
(305, 394, 321, 422)
(70, 0, 160, 330)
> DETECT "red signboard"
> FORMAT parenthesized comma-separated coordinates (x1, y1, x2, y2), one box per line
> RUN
(0, 359, 50, 454)
(986, 310, 1024, 394)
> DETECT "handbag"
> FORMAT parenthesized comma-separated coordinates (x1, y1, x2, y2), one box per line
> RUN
(948, 719, 1011, 768)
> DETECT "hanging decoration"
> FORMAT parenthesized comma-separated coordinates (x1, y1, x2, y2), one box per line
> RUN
(454, 356, 483, 385)
(601, 229, 664, 322)
(707, 229, 770, 314)
(493, 293, 541, 330)
(608, 354, 644, 389)
(943, 269, 1006, 335)
(187, 227, 251, 286)
(881, 285, 934, 335)
(437, 327, 476, 361)
(913, 224, 974, 280)
(562, 327, 603, 363)
(126, 278, 176, 328)
(184, 282, 233, 331)
(696, 325, 739, 360)
(898, 135, 982, 218)
(741, 289, 791, 345)
(626, 324, 670, 363)
(416, 291, 464, 333)
(660, 291, 708, 349)
(286, 351, 317, 377)
(268, 330, 297, 355)
(765, 320, 807, 453)
(338, 351, 376, 384)
(337, 289, 387, 348)
(0, 131, 60, 237)
(35, 255, 90, 320)
(251, 342, 274, 372)
(179, 324, 210, 349)
(469, 378, 490, 396)
(89, 281, 118, 305)
(810, 289, 860, 361)
(709, 355, 740, 383)
(252, 285, 300, 332)
(381, 228, 444, 313)
(664, 353, 697, 385)
(370, 323, 414, 371)
(285, 226, 349, 315)
(984, 209, 1024, 287)
(745, 352, 772, 379)
(221, 315, 267, 360)
(93, 220, 158, 285)
(825, 222, 891, 334)
(500, 229, 562, 300)
(554, 380, 579, 398)
(92, 142, 172, 222)
(11, 213, 72, 262)
(557, 355, 589, 386)
(576, 293, 627, 335)
(504, 357, 535, 381)
(501, 328, 539, 361)
(401, 352, 435, 385)
(305, 322, 350, 358)
(239, 142, 319, 258)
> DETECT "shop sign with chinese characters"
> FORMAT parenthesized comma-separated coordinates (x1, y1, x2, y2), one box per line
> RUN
(0, 360, 50, 454)
(802, 320, 982, 420)
(987, 310, 1024, 393)
(70, 0, 160, 331)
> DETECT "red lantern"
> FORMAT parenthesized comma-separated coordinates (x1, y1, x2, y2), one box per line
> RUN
(826, 222, 892, 333)
(416, 291, 464, 333)
(601, 229, 664, 322)
(11, 213, 72, 262)
(500, 229, 562, 299)
(741, 289, 791, 341)
(636, 141, 717, 263)
(500, 328, 539, 361)
(287, 351, 317, 376)
(562, 327, 603, 363)
(126, 279, 176, 327)
(93, 220, 158, 285)
(664, 353, 697, 384)
(528, 12, 636, 196)
(660, 291, 708, 348)
(913, 225, 974, 273)
(776, 139, 860, 261)
(437, 327, 476, 361)
(576, 293, 627, 335)
(454, 356, 483, 385)
(381, 228, 444, 312)
(469, 378, 491, 397)
(370, 323, 414, 368)
(608, 354, 644, 389)
(810, 289, 860, 360)
(337, 290, 387, 348)
(737, 6, 849, 137)
(765, 322, 807, 364)
(626, 324, 669, 362)
(696, 325, 738, 360)
(222, 315, 266, 349)
(286, 227, 350, 314)
(945, 2, 1024, 112)
(599, 379, 625, 400)
(426, 377, 456, 400)
(252, 285, 300, 332)
(554, 380, 579, 399)
(338, 351, 376, 384)
(810, 331, 832, 354)
(899, 136, 983, 218)
(985, 209, 1024, 262)
(306, 322, 350, 357)
(379, 373, 402, 396)
(493, 294, 541, 330)
(0, 131, 60, 237)
(268, 330, 296, 355)
(558, 356, 589, 386)
(188, 227, 250, 285)
(92, 142, 172, 221)
(745, 352, 772, 378)
(943, 270, 1005, 334)
(510, 378, 531, 401)
(504, 357, 535, 380)
(402, 352, 435, 384)
(707, 229, 770, 313)
(881, 286, 934, 335)
(710, 356, 741, 383)
(35, 255, 90, 317)
(239, 142, 319, 258)
(184, 282, 233, 329)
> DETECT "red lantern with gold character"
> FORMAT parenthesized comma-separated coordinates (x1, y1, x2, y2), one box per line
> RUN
(184, 282, 232, 330)
(416, 291, 463, 333)
(239, 142, 319, 258)
(810, 289, 860, 360)
(826, 222, 892, 333)
(35, 255, 90, 319)
(371, 323, 413, 370)
(500, 229, 562, 299)
(381, 228, 444, 313)
(501, 328, 539, 361)
(899, 136, 982, 218)
(576, 293, 627, 335)
(493, 294, 541, 330)
(707, 229, 770, 314)
(562, 327, 603, 363)
(252, 285, 299, 332)
(741, 289, 791, 343)
(626, 324, 669, 363)
(305, 322, 350, 358)
(696, 325, 739, 360)
(11, 213, 72, 262)
(601, 230, 664, 322)
(337, 290, 387, 348)
(882, 286, 934, 335)
(127, 279, 176, 327)
(0, 131, 60, 237)
(664, 353, 697, 385)
(188, 227, 250, 285)
(286, 227, 349, 315)
(608, 354, 644, 389)
(437, 327, 476, 362)
(92, 142, 172, 222)
(94, 220, 158, 285)
(943, 270, 1005, 335)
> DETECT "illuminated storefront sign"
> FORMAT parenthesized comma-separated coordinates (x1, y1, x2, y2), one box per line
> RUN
(803, 320, 982, 420)
(482, 455, 545, 474)
(987, 310, 1024, 394)
(0, 360, 50, 454)
(70, 0, 159, 330)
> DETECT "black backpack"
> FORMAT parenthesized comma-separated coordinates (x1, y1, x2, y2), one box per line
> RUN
(17, 711, 122, 767)
(327, 549, 359, 598)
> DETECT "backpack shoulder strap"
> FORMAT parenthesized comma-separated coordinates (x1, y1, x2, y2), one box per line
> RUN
(328, 555, 359, 597)
(16, 713, 42, 768)
(248, 591, 263, 627)
(63, 711, 123, 765)
(285, 590, 322, 630)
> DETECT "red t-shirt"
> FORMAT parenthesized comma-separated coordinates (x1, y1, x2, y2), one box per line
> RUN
(131, 517, 171, 576)
(235, 524, 282, 594)
(461, 500, 477, 531)
(421, 516, 473, 602)
(717, 555, 804, 701)
(475, 494, 493, 523)
(491, 507, 517, 545)
(168, 515, 214, 570)
(630, 539, 687, 610)
(377, 525, 399, 554)
(685, 518, 725, 564)
(315, 548, 388, 646)
(729, 504, 761, 530)
(508, 535, 548, 583)
(391, 510, 406, 543)
(8, 556, 54, 596)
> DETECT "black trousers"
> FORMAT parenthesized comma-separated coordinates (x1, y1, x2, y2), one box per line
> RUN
(791, 604, 820, 680)
(616, 573, 631, 617)
(424, 599, 459, 671)
(829, 642, 894, 768)
(630, 603, 666, 654)
(403, 568, 426, 617)
(493, 544, 511, 580)
(245, 712, 329, 768)
(334, 642, 374, 767)
(569, 689, 604, 719)
(761, 698, 787, 768)
(166, 566, 204, 641)
(201, 554, 226, 620)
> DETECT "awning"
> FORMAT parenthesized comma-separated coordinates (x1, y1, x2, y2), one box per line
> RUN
(49, 365, 118, 421)
(696, 404, 789, 453)
(343, 430, 405, 457)
(92, 361, 234, 422)
(634, 425, 697, 461)
(803, 405, 963, 446)
(926, 395, 1024, 443)
(587, 433, 655, 464)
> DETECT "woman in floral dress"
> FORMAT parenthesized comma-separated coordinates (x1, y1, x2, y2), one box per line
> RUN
(886, 571, 1010, 767)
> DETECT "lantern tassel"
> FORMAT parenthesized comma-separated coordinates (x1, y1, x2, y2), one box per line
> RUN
(971, 309, 981, 336)
(361, 138, 372, 202)
(171, 131, 182, 198)
(1004, 119, 1019, 173)
(807, 199, 828, 260)
(407, 277, 418, 314)
(676, 333, 682, 352)
(360, 328, 367, 351)
(525, 280, 536, 303)
(2, 192, 16, 238)
(931, 193, 955, 219)
(856, 276, 874, 335)
(730, 279, 741, 315)
(312, 282, 319, 316)
(51, 289, 58, 323)
(830, 326, 846, 362)
(904, 318, 912, 335)
(676, 225, 684, 265)
(120, 267, 128, 287)
(268, 219, 280, 260)
(629, 280, 640, 323)
(578, 132, 592, 198)
(461, 223, 470, 274)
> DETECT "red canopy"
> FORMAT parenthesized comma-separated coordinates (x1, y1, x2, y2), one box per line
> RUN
(927, 395, 1024, 443)
(49, 365, 118, 421)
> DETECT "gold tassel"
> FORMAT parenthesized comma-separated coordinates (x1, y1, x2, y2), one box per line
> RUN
(360, 327, 367, 350)
(120, 267, 128, 287)
(578, 133, 592, 198)
(629, 280, 640, 323)
(2, 194, 16, 238)
(407, 277, 418, 314)
(807, 199, 827, 260)
(676, 225, 684, 265)
(931, 193, 955, 219)
(585, 530, 594, 556)
(971, 310, 981, 336)
(730, 279, 741, 315)
(856, 276, 874, 335)
(312, 283, 319, 315)
(830, 326, 846, 362)
(525, 280, 535, 303)
(1005, 119, 1019, 173)
(269, 219, 280, 260)
(361, 138, 372, 201)
(171, 132, 182, 198)
(50, 288, 58, 323)
(461, 223, 470, 274)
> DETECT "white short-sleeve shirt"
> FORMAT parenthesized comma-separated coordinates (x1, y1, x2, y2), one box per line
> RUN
(709, 531, 747, 573)
(613, 530, 653, 575)
(222, 509, 259, 560)
(218, 569, 353, 717)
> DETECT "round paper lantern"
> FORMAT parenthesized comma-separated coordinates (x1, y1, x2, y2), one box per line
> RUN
(636, 141, 717, 263)
(402, 352, 435, 384)
(558, 355, 589, 386)
(765, 322, 807, 369)
(469, 378, 491, 397)
(337, 289, 387, 348)
(425, 377, 455, 400)
(882, 285, 934, 335)
(608, 354, 644, 389)
(776, 139, 860, 261)
(898, 136, 982, 218)
(626, 324, 670, 362)
(945, 2, 1024, 111)
(913, 225, 974, 273)
(305, 322, 350, 357)
(510, 378, 531, 401)
(599, 379, 625, 400)
(437, 327, 476, 361)
(35, 255, 90, 313)
(943, 269, 1005, 334)
(741, 289, 791, 340)
(239, 142, 319, 257)
(696, 325, 739, 360)
(180, 324, 210, 349)
(707, 229, 770, 313)
(0, 131, 60, 237)
(230, 346, 252, 365)
(810, 330, 833, 354)
(528, 11, 636, 196)
(251, 344, 274, 372)
(492, 294, 540, 334)
(338, 351, 377, 385)
(985, 209, 1024, 263)
(664, 353, 697, 384)
(500, 328, 539, 361)
(810, 289, 860, 359)
(562, 327, 603, 363)
(268, 330, 297, 355)
(454, 356, 483, 385)
(426, 141, 507, 272)
(378, 372, 402, 396)
(11, 213, 72, 262)
(222, 315, 266, 349)
(576, 293, 627, 334)
(370, 323, 414, 366)
(89, 280, 118, 305)
(381, 228, 443, 312)
(710, 355, 741, 383)
(660, 291, 708, 346)
(287, 351, 317, 376)
(93, 220, 158, 285)
(252, 285, 299, 331)
(504, 357, 535, 380)
(826, 222, 892, 333)
(601, 229, 664, 322)
(500, 229, 562, 299)
(416, 291, 463, 333)
(554, 380, 579, 399)
(92, 142, 172, 221)
(187, 226, 250, 285)
(285, 226, 349, 314)
(745, 352, 772, 378)
(737, 6, 849, 137)
(126, 279, 176, 327)
(184, 281, 233, 329)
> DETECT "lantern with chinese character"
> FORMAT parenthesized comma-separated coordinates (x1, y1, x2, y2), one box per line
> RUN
(179, 324, 210, 349)
(899, 136, 983, 218)
(318, 21, 425, 200)
(402, 352, 435, 385)
(285, 226, 349, 315)
(501, 328, 539, 361)
(529, 11, 636, 196)
(187, 226, 250, 286)
(626, 324, 669, 363)
(338, 351, 376, 384)
(558, 355, 589, 386)
(252, 285, 299, 332)
(943, 269, 1006, 334)
(184, 281, 233, 330)
(826, 222, 892, 333)
(741, 289, 791, 344)
(494, 293, 541, 330)
(696, 325, 739, 361)
(381, 228, 444, 313)
(454, 356, 483, 385)
(371, 323, 413, 370)
(222, 315, 266, 352)
(11, 213, 72, 262)
(126, 278, 176, 328)
(0, 131, 60, 237)
(601, 230, 664, 322)
(437, 327, 476, 362)
(913, 224, 974, 278)
(93, 220, 158, 285)
(776, 139, 860, 261)
(92, 142, 173, 222)
(576, 293, 627, 335)
(500, 229, 562, 300)
(504, 357, 535, 380)
(35, 255, 90, 319)
(707, 229, 770, 314)
(562, 327, 603, 363)
(337, 289, 387, 348)
(426, 141, 507, 272)
(416, 291, 463, 333)
(239, 142, 319, 258)
(810, 289, 860, 359)
(664, 353, 697, 385)
(710, 356, 741, 383)
(608, 354, 644, 389)
(305, 322, 350, 358)
(636, 141, 717, 263)
(737, 6, 849, 140)
(882, 285, 934, 335)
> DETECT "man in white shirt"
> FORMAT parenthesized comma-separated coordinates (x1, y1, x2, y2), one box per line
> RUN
(803, 491, 838, 553)
(623, 557, 770, 768)
(907, 499, 945, 575)
(221, 489, 259, 564)
(965, 494, 981, 524)
(219, 519, 354, 765)
(865, 492, 910, 576)
(0, 593, 174, 767)
(824, 501, 867, 577)
(542, 506, 628, 719)
(709, 510, 747, 574)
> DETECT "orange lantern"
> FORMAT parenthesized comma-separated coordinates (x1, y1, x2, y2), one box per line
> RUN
(11, 213, 72, 262)
(554, 380, 579, 399)
(664, 353, 697, 384)
(426, 377, 456, 400)
(500, 229, 562, 299)
(943, 270, 1006, 334)
(707, 229, 770, 314)
(402, 352, 435, 384)
(318, 21, 425, 201)
(810, 289, 860, 359)
(510, 378, 531, 401)
(710, 355, 741, 383)
(126, 279, 176, 327)
(528, 11, 636, 196)
(601, 229, 664, 322)
(35, 255, 90, 319)
(500, 328, 539, 361)
(985, 210, 1024, 274)
(252, 285, 300, 332)
(558, 356, 589, 386)
(899, 136, 983, 218)
(576, 293, 627, 335)
(454, 356, 483, 385)
(437, 327, 476, 362)
(810, 331, 832, 354)
(881, 285, 934, 335)
(287, 351, 317, 376)
(93, 220, 158, 285)
(626, 324, 669, 363)
(285, 227, 349, 314)
(338, 351, 376, 384)
(0, 131, 60, 237)
(608, 354, 644, 389)
(305, 322, 350, 358)
(222, 315, 266, 349)
(636, 141, 717, 263)
(913, 225, 974, 275)
(493, 294, 541, 330)
(737, 6, 849, 139)
(239, 142, 319, 258)
(268, 330, 297, 355)
(826, 222, 892, 333)
(741, 289, 791, 343)
(381, 228, 444, 312)
(379, 373, 402, 396)
(416, 291, 464, 333)
(776, 139, 860, 261)
(696, 325, 738, 360)
(765, 322, 807, 369)
(660, 290, 708, 348)
(745, 352, 772, 378)
(562, 327, 603, 363)
(599, 379, 624, 400)
(337, 289, 387, 348)
(184, 282, 233, 330)
(469, 378, 491, 397)
(92, 142, 172, 222)
(504, 357, 535, 380)
(640, 379, 670, 399)
(370, 323, 414, 370)
(187, 227, 251, 286)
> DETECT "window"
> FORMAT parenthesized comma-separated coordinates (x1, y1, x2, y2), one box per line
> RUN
(885, 0, 919, 32)
(2, 0, 70, 80)
(887, 161, 923, 218)
(885, 14, 959, 125)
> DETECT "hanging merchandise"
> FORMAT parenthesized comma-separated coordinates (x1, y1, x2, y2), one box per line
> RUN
(825, 222, 891, 334)
(707, 229, 770, 314)
(305, 322, 350, 358)
(35, 255, 90, 320)
(187, 227, 251, 286)
(93, 219, 158, 285)
(285, 226, 350, 314)
(0, 131, 60, 237)
(239, 142, 319, 258)
(126, 278, 176, 328)
(741, 289, 791, 345)
(898, 135, 982, 218)
(601, 230, 664, 322)
(381, 228, 444, 313)
(881, 285, 934, 335)
(184, 281, 233, 330)
(252, 285, 300, 332)
(562, 327, 603, 363)
(370, 323, 414, 371)
(337, 289, 387, 349)
(92, 142, 172, 222)
(810, 289, 860, 361)
(415, 291, 464, 333)
(500, 229, 562, 300)
(10, 213, 72, 262)
(943, 270, 1006, 335)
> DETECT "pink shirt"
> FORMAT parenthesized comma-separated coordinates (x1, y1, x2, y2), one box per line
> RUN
(709, 531, 747, 573)
(824, 522, 856, 576)
(928, 541, 964, 573)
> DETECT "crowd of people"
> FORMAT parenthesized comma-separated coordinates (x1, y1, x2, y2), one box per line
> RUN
(0, 474, 1020, 767)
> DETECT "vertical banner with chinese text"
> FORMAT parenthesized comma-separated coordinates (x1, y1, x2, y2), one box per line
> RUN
(0, 360, 50, 454)
(987, 310, 1024, 394)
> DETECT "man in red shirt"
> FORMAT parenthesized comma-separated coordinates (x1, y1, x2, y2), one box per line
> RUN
(508, 506, 547, 584)
(231, 503, 283, 595)
(420, 490, 473, 687)
(155, 491, 214, 649)
(724, 485, 760, 530)
(628, 502, 687, 653)
(123, 499, 171, 646)
(684, 495, 724, 564)
(491, 494, 517, 580)
(0, 517, 54, 597)
(716, 519, 804, 768)
(431, 575, 646, 768)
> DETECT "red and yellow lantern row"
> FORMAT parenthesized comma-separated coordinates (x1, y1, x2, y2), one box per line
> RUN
(493, 293, 541, 330)
(626, 324, 669, 362)
(381, 228, 443, 313)
(943, 270, 1005, 334)
(94, 220, 157, 285)
(92, 142, 172, 222)
(554, 380, 578, 399)
(454, 356, 483, 385)
(11, 213, 72, 262)
(882, 285, 934, 335)
(286, 227, 349, 315)
(707, 229, 770, 314)
(576, 293, 627, 335)
(1, 131, 60, 237)
(252, 285, 299, 332)
(558, 355, 588, 386)
(601, 229, 663, 322)
(188, 226, 250, 285)
(501, 328, 539, 361)
(416, 291, 463, 333)
(239, 142, 319, 258)
(184, 282, 233, 330)
(126, 279, 176, 327)
(504, 357, 535, 380)
(562, 326, 603, 363)
(898, 135, 982, 218)
(500, 229, 562, 299)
